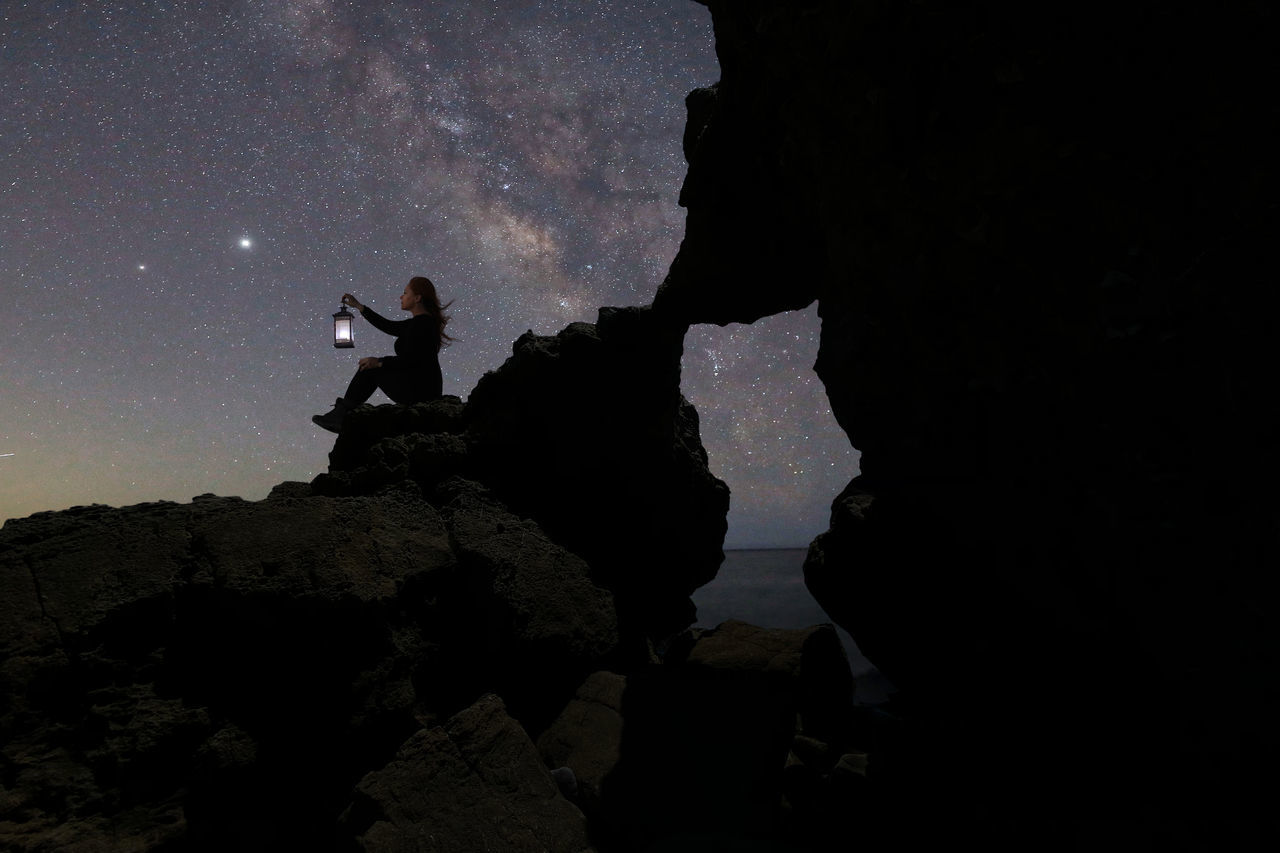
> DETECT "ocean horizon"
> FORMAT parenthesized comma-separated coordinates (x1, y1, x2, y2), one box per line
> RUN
(692, 548, 895, 705)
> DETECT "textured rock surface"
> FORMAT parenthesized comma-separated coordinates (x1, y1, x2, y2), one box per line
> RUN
(656, 0, 1279, 842)
(320, 306, 730, 644)
(0, 487, 618, 849)
(462, 306, 729, 642)
(535, 671, 628, 818)
(439, 479, 621, 729)
(0, 305, 731, 849)
(7, 0, 1275, 849)
(538, 622, 862, 850)
(0, 486, 855, 850)
(340, 694, 591, 853)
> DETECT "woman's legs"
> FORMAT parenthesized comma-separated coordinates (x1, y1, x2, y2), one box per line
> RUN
(342, 368, 380, 406)
(344, 367, 424, 405)
(315, 368, 426, 432)
(312, 369, 377, 433)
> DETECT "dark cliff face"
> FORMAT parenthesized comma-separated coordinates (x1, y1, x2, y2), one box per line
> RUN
(659, 0, 1278, 833)
(0, 487, 618, 848)
(5, 1, 1276, 846)
(321, 305, 730, 643)
(0, 303, 735, 849)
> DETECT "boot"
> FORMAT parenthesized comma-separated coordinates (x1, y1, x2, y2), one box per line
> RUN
(311, 398, 348, 433)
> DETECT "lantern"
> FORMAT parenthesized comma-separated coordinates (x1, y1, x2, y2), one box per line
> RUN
(333, 306, 355, 348)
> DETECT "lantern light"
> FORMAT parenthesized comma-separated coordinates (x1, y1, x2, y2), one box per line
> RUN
(333, 306, 355, 348)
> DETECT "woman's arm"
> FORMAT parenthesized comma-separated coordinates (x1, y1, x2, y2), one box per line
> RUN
(342, 294, 408, 337)
(357, 304, 414, 338)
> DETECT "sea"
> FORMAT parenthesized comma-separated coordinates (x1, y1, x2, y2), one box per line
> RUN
(691, 548, 895, 705)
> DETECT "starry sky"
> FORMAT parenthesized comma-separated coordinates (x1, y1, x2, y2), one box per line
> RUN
(1, 0, 857, 549)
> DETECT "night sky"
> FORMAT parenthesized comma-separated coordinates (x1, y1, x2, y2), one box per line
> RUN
(1, 0, 857, 548)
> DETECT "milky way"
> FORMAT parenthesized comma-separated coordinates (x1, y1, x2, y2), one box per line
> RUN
(1, 0, 857, 547)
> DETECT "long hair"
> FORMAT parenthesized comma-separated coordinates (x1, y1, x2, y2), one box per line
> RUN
(408, 276, 453, 350)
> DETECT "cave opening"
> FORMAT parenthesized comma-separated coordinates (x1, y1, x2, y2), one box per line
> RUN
(679, 305, 885, 688)
(679, 304, 857, 550)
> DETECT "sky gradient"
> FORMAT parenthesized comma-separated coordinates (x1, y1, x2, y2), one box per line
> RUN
(1, 0, 857, 548)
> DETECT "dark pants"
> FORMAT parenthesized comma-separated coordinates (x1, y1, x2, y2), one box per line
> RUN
(343, 367, 432, 406)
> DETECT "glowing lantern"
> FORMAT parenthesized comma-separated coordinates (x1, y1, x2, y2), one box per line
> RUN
(333, 306, 355, 348)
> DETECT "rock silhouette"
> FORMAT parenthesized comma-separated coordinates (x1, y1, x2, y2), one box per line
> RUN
(655, 0, 1278, 846)
(3, 0, 1277, 850)
(320, 306, 729, 647)
(0, 306, 738, 850)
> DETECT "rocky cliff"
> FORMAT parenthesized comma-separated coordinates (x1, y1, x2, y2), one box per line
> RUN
(320, 306, 729, 645)
(1, 308, 870, 851)
(1, 485, 864, 851)
(656, 0, 1279, 845)
(4, 0, 1276, 849)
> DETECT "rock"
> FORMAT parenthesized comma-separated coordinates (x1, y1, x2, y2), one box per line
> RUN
(536, 670, 628, 816)
(462, 307, 730, 644)
(655, 0, 1279, 839)
(320, 307, 731, 646)
(461, 308, 729, 634)
(10, 1, 1275, 846)
(830, 752, 868, 785)
(340, 693, 592, 853)
(539, 622, 857, 849)
(789, 735, 835, 772)
(440, 478, 621, 729)
(326, 395, 467, 473)
(266, 480, 312, 500)
(2, 476, 856, 850)
(550, 766, 579, 800)
(677, 619, 855, 741)
(0, 465, 640, 850)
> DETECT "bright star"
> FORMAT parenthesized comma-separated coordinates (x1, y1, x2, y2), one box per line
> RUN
(239, 238, 253, 249)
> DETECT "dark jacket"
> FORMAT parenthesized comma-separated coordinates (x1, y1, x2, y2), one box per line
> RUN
(359, 306, 443, 401)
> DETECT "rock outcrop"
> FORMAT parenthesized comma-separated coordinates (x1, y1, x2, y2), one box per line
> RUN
(6, 0, 1275, 849)
(0, 485, 617, 850)
(2, 303, 835, 851)
(1, 476, 867, 850)
(537, 621, 866, 852)
(656, 0, 1279, 843)
(320, 306, 729, 645)
(339, 694, 591, 852)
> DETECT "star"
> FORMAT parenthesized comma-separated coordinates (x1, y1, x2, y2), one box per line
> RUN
(239, 238, 253, 249)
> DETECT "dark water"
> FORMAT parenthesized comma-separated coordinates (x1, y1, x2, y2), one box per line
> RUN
(691, 549, 895, 704)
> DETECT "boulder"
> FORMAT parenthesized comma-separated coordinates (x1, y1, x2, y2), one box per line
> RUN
(325, 395, 467, 474)
(0, 483, 620, 849)
(341, 694, 592, 853)
(1, 488, 862, 850)
(439, 478, 621, 729)
(536, 671, 627, 819)
(538, 621, 858, 850)
(461, 307, 729, 643)
(318, 308, 731, 647)
(677, 619, 855, 741)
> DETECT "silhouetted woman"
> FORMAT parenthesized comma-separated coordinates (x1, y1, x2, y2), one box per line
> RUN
(312, 276, 452, 433)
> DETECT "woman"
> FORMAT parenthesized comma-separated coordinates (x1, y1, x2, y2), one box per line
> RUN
(312, 276, 452, 433)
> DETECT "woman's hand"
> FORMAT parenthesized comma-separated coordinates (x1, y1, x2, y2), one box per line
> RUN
(341, 293, 363, 311)
(358, 357, 382, 371)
